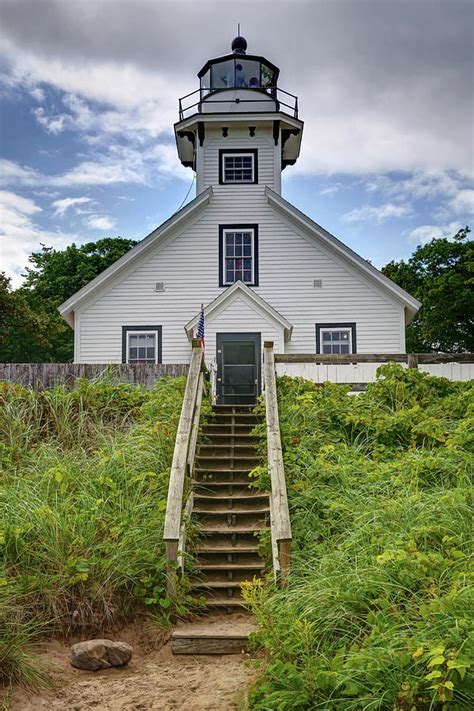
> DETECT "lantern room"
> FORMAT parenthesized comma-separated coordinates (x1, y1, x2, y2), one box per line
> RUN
(174, 36, 303, 178)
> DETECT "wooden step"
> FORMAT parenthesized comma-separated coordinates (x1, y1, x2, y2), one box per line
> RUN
(198, 597, 247, 609)
(195, 543, 260, 554)
(193, 505, 270, 515)
(193, 491, 268, 500)
(171, 615, 255, 655)
(198, 562, 265, 571)
(194, 467, 255, 475)
(199, 524, 268, 534)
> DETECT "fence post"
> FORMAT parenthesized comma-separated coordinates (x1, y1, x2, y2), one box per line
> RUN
(407, 354, 419, 369)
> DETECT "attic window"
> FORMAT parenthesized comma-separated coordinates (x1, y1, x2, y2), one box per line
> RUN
(219, 149, 258, 184)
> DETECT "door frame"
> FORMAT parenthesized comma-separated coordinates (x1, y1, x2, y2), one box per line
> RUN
(216, 332, 261, 405)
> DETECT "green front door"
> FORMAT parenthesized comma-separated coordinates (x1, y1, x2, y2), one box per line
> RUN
(216, 333, 261, 405)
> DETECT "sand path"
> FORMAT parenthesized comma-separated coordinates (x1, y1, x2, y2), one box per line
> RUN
(9, 621, 255, 711)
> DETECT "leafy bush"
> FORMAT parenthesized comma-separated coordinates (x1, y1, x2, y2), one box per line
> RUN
(0, 376, 189, 690)
(245, 366, 474, 709)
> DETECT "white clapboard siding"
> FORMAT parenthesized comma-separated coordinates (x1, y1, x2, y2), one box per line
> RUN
(202, 126, 278, 193)
(77, 191, 405, 363)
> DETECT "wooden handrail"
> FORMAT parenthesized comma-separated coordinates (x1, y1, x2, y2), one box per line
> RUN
(274, 353, 474, 364)
(163, 341, 205, 592)
(263, 341, 292, 584)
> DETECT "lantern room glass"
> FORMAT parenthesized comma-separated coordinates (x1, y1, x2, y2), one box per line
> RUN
(202, 58, 276, 93)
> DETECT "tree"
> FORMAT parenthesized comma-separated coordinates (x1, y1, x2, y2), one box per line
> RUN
(382, 226, 473, 352)
(4, 237, 137, 363)
(0, 273, 49, 361)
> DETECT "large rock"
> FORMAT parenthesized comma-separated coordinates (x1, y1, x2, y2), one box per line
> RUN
(70, 639, 133, 671)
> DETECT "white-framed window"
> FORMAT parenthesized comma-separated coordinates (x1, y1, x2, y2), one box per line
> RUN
(219, 150, 258, 184)
(316, 323, 356, 354)
(219, 225, 259, 286)
(122, 326, 162, 364)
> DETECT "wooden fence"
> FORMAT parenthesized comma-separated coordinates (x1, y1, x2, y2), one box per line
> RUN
(0, 363, 189, 389)
(274, 353, 474, 386)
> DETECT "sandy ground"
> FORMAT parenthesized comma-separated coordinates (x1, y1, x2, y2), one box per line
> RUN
(7, 619, 256, 711)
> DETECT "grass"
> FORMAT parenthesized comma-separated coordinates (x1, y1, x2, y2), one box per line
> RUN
(0, 375, 190, 692)
(244, 365, 474, 710)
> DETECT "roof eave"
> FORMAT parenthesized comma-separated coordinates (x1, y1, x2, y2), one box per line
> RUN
(58, 187, 212, 321)
(265, 187, 421, 314)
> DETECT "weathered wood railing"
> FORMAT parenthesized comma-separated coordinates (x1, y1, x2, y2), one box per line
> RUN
(163, 339, 206, 595)
(263, 341, 292, 584)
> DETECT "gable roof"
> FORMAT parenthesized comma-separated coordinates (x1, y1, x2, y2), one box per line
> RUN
(265, 187, 421, 320)
(185, 280, 293, 341)
(58, 187, 213, 326)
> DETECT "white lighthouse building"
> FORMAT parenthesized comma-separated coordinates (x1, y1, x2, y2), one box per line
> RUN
(59, 36, 420, 404)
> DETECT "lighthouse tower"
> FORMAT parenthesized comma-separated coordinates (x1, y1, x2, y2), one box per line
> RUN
(174, 35, 303, 196)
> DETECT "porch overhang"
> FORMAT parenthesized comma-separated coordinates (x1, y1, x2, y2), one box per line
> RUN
(185, 281, 293, 342)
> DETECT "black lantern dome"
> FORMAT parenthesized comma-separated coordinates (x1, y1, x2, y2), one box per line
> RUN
(231, 35, 247, 54)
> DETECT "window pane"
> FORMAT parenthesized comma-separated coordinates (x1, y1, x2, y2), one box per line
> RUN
(243, 270, 252, 282)
(146, 347, 155, 359)
(138, 347, 146, 358)
(332, 344, 340, 354)
(243, 245, 251, 256)
(235, 244, 242, 256)
(129, 335, 138, 347)
(323, 344, 332, 354)
(129, 347, 137, 359)
(341, 344, 349, 354)
(223, 155, 254, 183)
(341, 332, 349, 341)
(211, 59, 234, 89)
(322, 332, 331, 341)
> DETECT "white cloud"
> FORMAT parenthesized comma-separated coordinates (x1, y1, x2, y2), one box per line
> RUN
(52, 195, 93, 217)
(406, 221, 464, 244)
(319, 185, 340, 197)
(449, 189, 474, 216)
(342, 202, 412, 224)
(29, 86, 44, 102)
(0, 190, 77, 287)
(83, 214, 117, 231)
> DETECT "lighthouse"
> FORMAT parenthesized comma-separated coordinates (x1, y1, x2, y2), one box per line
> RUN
(60, 35, 420, 401)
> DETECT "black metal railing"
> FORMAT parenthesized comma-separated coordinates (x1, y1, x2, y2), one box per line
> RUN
(178, 86, 299, 121)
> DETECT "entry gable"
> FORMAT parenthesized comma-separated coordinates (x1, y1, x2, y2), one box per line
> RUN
(185, 280, 293, 341)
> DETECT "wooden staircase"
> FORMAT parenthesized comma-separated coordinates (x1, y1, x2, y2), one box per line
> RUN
(190, 404, 269, 612)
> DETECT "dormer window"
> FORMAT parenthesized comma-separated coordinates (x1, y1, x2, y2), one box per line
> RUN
(219, 149, 258, 184)
(219, 224, 259, 287)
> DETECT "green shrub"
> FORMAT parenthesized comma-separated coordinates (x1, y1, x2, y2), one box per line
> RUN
(0, 376, 190, 690)
(245, 366, 474, 710)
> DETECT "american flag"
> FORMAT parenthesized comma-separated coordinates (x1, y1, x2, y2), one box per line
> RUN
(196, 304, 205, 347)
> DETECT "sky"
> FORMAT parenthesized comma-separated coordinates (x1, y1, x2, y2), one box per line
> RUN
(0, 0, 473, 288)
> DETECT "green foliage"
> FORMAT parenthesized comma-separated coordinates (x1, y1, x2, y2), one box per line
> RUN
(1, 237, 137, 362)
(244, 367, 474, 709)
(383, 226, 474, 352)
(0, 376, 191, 689)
